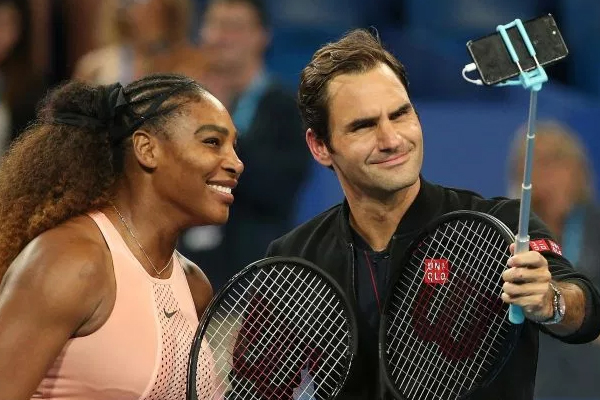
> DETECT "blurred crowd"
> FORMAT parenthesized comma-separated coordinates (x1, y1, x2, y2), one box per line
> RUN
(0, 0, 313, 290)
(0, 0, 598, 398)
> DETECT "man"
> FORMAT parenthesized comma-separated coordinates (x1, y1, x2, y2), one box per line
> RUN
(507, 121, 600, 398)
(266, 29, 600, 399)
(180, 0, 311, 289)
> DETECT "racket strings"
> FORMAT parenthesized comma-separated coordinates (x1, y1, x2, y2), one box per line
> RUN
(224, 271, 347, 394)
(396, 220, 508, 398)
(231, 269, 346, 384)
(388, 220, 506, 356)
(194, 263, 353, 400)
(402, 220, 509, 339)
(411, 220, 508, 398)
(207, 269, 324, 362)
(390, 219, 485, 399)
(384, 219, 514, 399)
(237, 269, 349, 397)
(206, 274, 319, 397)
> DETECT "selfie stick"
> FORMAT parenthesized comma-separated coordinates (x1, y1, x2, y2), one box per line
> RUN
(463, 19, 548, 324)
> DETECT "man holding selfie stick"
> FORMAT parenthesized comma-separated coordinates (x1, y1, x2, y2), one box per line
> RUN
(265, 18, 600, 400)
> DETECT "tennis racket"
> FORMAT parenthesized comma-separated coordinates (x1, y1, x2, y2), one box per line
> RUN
(379, 210, 523, 400)
(186, 256, 358, 400)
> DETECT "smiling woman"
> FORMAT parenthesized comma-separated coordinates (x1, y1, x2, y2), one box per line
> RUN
(0, 73, 243, 400)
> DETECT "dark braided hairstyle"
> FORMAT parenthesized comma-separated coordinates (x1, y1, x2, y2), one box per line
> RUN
(0, 73, 208, 277)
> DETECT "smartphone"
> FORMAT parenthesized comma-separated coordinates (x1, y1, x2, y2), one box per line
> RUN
(466, 14, 569, 86)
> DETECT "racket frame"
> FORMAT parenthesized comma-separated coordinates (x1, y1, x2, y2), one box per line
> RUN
(186, 256, 359, 400)
(379, 210, 523, 400)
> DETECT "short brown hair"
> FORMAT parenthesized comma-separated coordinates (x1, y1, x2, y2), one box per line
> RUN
(298, 29, 409, 148)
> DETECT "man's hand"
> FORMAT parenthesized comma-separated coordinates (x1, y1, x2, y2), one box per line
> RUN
(500, 243, 587, 337)
(501, 243, 554, 322)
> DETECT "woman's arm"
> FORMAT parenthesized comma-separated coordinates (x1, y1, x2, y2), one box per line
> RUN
(0, 226, 111, 400)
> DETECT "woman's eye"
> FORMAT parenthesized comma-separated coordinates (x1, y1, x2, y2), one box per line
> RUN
(204, 138, 221, 146)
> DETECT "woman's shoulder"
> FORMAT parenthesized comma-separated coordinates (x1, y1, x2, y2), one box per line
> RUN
(7, 214, 112, 295)
(1, 214, 113, 335)
(32, 214, 108, 258)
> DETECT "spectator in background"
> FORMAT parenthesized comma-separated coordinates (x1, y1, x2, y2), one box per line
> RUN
(179, 0, 312, 290)
(507, 120, 600, 398)
(0, 0, 47, 151)
(73, 0, 203, 85)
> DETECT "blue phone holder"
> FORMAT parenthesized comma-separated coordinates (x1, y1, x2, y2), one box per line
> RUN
(494, 19, 548, 91)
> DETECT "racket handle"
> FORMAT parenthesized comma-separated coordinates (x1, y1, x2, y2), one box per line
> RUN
(509, 304, 525, 324)
(509, 236, 529, 324)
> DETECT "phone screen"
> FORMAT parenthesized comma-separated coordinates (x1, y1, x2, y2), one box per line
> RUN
(466, 14, 569, 85)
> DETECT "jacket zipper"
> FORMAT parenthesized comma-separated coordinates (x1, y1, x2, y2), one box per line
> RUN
(388, 234, 397, 284)
(347, 242, 357, 302)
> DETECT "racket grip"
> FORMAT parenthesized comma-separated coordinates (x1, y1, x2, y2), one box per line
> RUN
(509, 304, 525, 324)
(510, 236, 529, 323)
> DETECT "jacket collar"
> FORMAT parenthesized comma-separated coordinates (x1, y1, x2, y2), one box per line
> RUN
(335, 177, 444, 245)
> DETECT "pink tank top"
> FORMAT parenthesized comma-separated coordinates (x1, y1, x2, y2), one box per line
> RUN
(33, 211, 200, 400)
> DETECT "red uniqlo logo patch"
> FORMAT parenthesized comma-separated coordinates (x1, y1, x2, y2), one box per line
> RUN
(424, 259, 449, 284)
(547, 240, 563, 255)
(529, 239, 550, 252)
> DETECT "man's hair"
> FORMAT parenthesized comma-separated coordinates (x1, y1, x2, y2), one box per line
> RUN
(204, 0, 270, 28)
(0, 73, 207, 277)
(298, 28, 409, 149)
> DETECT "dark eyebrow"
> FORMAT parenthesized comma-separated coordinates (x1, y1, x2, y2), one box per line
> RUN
(346, 115, 377, 132)
(345, 103, 413, 132)
(194, 124, 230, 136)
(389, 103, 413, 119)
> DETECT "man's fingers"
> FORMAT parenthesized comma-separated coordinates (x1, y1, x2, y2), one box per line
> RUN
(502, 282, 550, 299)
(502, 266, 552, 283)
(507, 250, 547, 269)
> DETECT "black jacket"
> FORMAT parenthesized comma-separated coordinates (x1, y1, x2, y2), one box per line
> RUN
(266, 179, 600, 400)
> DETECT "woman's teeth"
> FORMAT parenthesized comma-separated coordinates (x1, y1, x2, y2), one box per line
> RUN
(208, 185, 232, 194)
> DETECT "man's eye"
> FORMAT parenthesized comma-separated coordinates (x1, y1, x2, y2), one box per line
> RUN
(353, 122, 375, 132)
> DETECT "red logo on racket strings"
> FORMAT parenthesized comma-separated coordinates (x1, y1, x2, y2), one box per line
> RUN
(423, 259, 449, 284)
(232, 294, 322, 399)
(411, 273, 504, 361)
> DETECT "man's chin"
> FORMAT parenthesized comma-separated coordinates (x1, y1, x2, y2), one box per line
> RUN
(381, 173, 420, 193)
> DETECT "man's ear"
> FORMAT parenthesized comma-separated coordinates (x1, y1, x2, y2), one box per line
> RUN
(306, 128, 332, 168)
(131, 130, 159, 170)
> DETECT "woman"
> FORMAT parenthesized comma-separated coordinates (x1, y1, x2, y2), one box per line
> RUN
(0, 73, 243, 399)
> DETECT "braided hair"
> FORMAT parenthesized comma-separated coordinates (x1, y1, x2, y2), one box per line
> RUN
(0, 73, 207, 277)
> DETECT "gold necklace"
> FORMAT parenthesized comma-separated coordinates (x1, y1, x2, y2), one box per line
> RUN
(112, 205, 173, 277)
